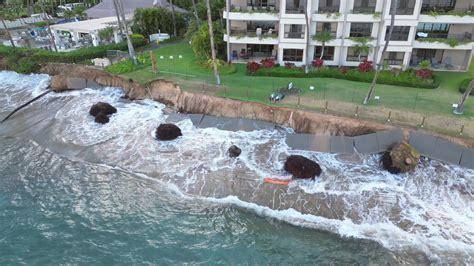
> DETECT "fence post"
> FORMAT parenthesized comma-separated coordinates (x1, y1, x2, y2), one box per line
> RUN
(224, 87, 227, 97)
(420, 116, 425, 128)
(354, 106, 359, 118)
(325, 101, 328, 113)
(387, 111, 392, 122)
(460, 125, 464, 135)
(413, 92, 419, 111)
(297, 96, 300, 108)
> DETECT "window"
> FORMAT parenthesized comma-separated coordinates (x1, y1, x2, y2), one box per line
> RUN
(421, 0, 456, 13)
(386, 26, 410, 41)
(318, 0, 340, 12)
(286, 0, 305, 13)
(314, 46, 335, 60)
(283, 49, 304, 61)
(353, 0, 377, 13)
(316, 22, 337, 37)
(347, 47, 368, 62)
(284, 24, 305, 39)
(350, 23, 373, 38)
(390, 0, 416, 15)
(416, 23, 450, 39)
(384, 52, 405, 65)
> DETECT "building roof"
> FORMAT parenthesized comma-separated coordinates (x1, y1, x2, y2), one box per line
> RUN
(50, 16, 130, 33)
(85, 0, 187, 19)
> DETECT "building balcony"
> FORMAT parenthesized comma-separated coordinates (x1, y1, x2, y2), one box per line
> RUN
(317, 6, 340, 13)
(225, 29, 278, 45)
(419, 12, 474, 23)
(223, 10, 279, 21)
(351, 7, 376, 14)
(284, 31, 305, 39)
(414, 33, 474, 50)
(410, 48, 472, 71)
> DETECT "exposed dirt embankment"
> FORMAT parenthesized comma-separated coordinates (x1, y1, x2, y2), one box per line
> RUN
(41, 64, 389, 137)
(40, 63, 472, 146)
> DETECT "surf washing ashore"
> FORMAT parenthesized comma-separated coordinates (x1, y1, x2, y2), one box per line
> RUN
(0, 70, 473, 264)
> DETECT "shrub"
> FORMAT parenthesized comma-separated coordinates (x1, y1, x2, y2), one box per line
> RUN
(358, 59, 373, 72)
(339, 67, 348, 74)
(419, 60, 431, 69)
(311, 58, 324, 68)
(250, 66, 439, 89)
(415, 68, 433, 79)
(459, 78, 474, 95)
(284, 62, 295, 69)
(260, 58, 275, 68)
(246, 61, 260, 74)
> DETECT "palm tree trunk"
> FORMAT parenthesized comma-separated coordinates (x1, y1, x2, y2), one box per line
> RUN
(114, 0, 137, 65)
(304, 0, 310, 74)
(206, 0, 220, 85)
(454, 80, 474, 115)
(1, 18, 16, 48)
(363, 0, 398, 105)
(191, 0, 200, 27)
(112, 0, 124, 37)
(169, 0, 177, 37)
(319, 42, 325, 60)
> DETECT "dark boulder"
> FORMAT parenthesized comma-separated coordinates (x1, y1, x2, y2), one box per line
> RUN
(381, 142, 420, 174)
(284, 155, 322, 179)
(228, 145, 242, 158)
(89, 102, 117, 117)
(94, 112, 110, 124)
(156, 123, 182, 141)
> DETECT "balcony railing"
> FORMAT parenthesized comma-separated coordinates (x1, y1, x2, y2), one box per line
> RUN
(384, 58, 404, 65)
(231, 5, 279, 13)
(415, 32, 473, 42)
(352, 7, 376, 14)
(349, 31, 372, 38)
(285, 7, 305, 14)
(391, 8, 415, 15)
(230, 29, 278, 39)
(318, 6, 340, 13)
(284, 31, 305, 39)
(346, 55, 367, 62)
(315, 30, 337, 38)
(420, 7, 474, 15)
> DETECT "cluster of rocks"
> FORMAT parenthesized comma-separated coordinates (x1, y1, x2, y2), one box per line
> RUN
(89, 102, 117, 124)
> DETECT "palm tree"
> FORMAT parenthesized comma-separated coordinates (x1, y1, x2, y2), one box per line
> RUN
(39, 3, 58, 52)
(303, 0, 310, 73)
(363, 0, 398, 105)
(73, 6, 87, 20)
(113, 0, 137, 65)
(205, 0, 220, 85)
(0, 9, 16, 48)
(352, 37, 372, 63)
(313, 31, 334, 60)
(63, 9, 75, 20)
(454, 80, 474, 115)
(169, 0, 177, 37)
(191, 0, 200, 27)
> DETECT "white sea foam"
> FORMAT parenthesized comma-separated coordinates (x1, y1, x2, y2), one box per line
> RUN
(2, 71, 473, 264)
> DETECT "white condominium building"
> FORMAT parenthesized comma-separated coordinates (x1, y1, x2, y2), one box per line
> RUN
(223, 0, 474, 71)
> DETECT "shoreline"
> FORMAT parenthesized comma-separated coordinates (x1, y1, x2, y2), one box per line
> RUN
(41, 63, 474, 147)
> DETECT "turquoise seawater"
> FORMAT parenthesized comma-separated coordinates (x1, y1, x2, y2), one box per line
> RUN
(0, 138, 395, 265)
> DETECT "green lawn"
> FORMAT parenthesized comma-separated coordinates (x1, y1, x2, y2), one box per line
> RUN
(120, 41, 473, 116)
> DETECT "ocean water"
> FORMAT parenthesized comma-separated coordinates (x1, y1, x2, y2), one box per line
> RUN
(0, 71, 472, 264)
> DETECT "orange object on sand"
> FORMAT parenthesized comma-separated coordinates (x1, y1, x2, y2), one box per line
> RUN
(264, 177, 292, 185)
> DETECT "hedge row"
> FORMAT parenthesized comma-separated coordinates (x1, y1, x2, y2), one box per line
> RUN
(459, 78, 473, 95)
(251, 66, 440, 89)
(0, 34, 146, 64)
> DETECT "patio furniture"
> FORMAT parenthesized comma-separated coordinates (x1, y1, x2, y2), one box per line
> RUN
(232, 50, 238, 60)
(240, 49, 249, 59)
(256, 28, 262, 37)
(444, 57, 454, 69)
(431, 58, 441, 69)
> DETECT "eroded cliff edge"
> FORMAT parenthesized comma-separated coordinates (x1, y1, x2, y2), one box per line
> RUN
(40, 63, 473, 146)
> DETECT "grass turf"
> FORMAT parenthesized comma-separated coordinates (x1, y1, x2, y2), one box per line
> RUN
(118, 41, 474, 119)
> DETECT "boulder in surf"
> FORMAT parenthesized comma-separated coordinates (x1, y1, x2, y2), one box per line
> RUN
(228, 145, 242, 158)
(284, 155, 322, 179)
(89, 102, 117, 117)
(156, 123, 182, 141)
(381, 142, 420, 174)
(94, 112, 110, 124)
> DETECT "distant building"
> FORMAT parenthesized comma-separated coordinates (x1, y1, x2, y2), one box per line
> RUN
(224, 0, 474, 72)
(86, 0, 188, 19)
